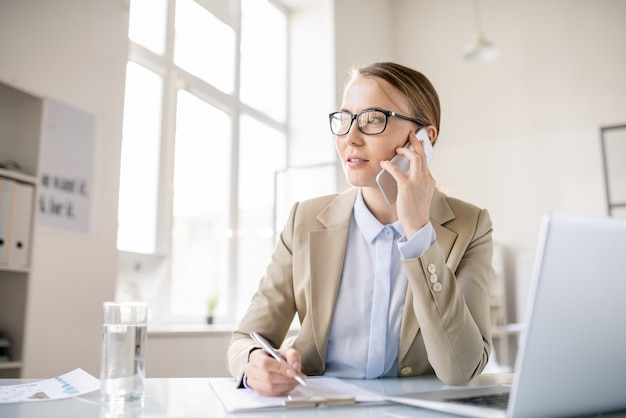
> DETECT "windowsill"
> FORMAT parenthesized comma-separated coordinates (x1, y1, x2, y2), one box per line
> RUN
(491, 323, 525, 337)
(147, 323, 301, 339)
(148, 323, 237, 338)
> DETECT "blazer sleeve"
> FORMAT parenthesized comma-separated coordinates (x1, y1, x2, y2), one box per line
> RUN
(402, 206, 494, 385)
(227, 202, 300, 383)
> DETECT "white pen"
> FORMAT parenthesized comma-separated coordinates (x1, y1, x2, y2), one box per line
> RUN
(250, 331, 308, 387)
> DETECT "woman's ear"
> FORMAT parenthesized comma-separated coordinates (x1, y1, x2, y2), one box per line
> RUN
(419, 126, 438, 146)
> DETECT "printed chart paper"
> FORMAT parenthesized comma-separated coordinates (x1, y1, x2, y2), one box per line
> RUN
(0, 368, 100, 404)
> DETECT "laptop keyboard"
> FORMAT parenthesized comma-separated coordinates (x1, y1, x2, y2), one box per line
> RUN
(446, 392, 510, 410)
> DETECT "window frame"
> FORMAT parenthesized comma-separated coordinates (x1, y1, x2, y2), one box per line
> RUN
(120, 0, 290, 323)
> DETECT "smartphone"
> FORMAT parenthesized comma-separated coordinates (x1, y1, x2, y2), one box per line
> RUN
(376, 128, 434, 205)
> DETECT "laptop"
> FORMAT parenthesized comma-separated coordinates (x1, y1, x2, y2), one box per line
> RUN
(387, 212, 626, 417)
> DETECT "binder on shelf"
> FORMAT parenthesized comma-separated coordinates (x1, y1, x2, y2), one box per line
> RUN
(0, 178, 15, 266)
(7, 181, 34, 267)
(0, 332, 11, 362)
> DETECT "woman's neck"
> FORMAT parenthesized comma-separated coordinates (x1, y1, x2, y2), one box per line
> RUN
(361, 187, 398, 225)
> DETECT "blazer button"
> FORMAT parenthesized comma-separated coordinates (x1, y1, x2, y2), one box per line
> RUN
(432, 282, 443, 293)
(400, 366, 413, 375)
(427, 263, 436, 274)
(429, 273, 438, 283)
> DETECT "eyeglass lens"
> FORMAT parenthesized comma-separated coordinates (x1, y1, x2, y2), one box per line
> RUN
(330, 110, 387, 135)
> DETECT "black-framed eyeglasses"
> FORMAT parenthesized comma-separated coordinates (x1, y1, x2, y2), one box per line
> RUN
(328, 108, 424, 136)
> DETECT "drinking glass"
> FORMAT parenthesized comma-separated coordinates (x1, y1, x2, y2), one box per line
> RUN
(100, 301, 148, 403)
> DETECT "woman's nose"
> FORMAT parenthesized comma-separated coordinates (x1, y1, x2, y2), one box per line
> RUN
(343, 125, 363, 146)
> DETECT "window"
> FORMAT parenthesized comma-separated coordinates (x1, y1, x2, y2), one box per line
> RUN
(174, 0, 235, 93)
(118, 0, 289, 323)
(118, 62, 162, 254)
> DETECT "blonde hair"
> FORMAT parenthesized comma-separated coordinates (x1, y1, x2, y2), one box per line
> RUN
(350, 62, 441, 144)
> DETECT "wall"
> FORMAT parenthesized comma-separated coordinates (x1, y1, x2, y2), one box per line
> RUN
(0, 0, 128, 377)
(329, 0, 626, 322)
(392, 0, 626, 255)
(147, 326, 231, 377)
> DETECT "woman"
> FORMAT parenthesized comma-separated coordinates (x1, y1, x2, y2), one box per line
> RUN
(228, 62, 494, 396)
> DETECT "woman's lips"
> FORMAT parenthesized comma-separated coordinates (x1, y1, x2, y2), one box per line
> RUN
(346, 155, 368, 168)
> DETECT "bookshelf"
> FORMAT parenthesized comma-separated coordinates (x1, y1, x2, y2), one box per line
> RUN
(0, 81, 41, 377)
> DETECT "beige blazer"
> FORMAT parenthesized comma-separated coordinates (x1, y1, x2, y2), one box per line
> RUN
(228, 187, 494, 386)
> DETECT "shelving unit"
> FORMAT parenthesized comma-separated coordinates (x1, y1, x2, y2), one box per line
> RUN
(0, 81, 42, 378)
(489, 244, 520, 371)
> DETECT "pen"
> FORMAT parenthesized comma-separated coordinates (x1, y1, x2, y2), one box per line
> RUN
(250, 331, 308, 387)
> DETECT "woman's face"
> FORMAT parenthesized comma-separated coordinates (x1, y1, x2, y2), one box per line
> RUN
(335, 74, 418, 189)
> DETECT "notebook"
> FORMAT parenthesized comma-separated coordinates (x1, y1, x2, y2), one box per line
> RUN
(387, 212, 626, 417)
(211, 377, 386, 411)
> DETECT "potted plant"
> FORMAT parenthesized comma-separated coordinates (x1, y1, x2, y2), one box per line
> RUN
(206, 294, 219, 324)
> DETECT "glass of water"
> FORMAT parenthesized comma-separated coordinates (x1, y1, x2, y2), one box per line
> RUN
(100, 301, 148, 403)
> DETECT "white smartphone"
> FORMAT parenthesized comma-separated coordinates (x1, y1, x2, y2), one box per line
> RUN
(376, 128, 434, 206)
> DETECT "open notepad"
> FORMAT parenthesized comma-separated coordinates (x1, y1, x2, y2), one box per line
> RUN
(211, 377, 387, 411)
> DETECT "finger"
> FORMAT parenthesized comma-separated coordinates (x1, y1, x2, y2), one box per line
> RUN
(245, 352, 300, 396)
(247, 352, 290, 385)
(246, 373, 298, 397)
(405, 131, 429, 168)
(379, 159, 407, 183)
(379, 146, 416, 183)
(280, 348, 306, 381)
(281, 348, 302, 372)
(251, 350, 288, 374)
(250, 349, 301, 379)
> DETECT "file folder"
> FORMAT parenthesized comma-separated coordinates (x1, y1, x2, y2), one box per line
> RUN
(0, 178, 15, 266)
(6, 181, 34, 267)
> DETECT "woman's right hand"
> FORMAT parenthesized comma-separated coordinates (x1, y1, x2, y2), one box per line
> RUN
(244, 347, 305, 396)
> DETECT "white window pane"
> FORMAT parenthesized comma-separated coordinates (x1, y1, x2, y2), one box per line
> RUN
(240, 0, 287, 121)
(128, 0, 167, 55)
(174, 0, 235, 94)
(236, 115, 286, 317)
(118, 62, 163, 253)
(170, 90, 232, 317)
(274, 163, 337, 236)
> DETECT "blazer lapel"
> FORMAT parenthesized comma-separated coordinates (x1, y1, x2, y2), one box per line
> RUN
(308, 188, 357, 363)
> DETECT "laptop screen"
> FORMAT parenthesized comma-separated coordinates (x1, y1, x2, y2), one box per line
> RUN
(510, 212, 626, 417)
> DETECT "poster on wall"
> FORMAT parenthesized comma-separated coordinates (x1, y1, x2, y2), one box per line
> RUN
(37, 99, 95, 233)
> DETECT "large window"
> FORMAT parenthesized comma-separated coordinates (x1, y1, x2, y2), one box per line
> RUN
(118, 0, 288, 323)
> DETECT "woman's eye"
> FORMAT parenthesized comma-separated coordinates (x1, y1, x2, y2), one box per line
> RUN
(364, 115, 383, 124)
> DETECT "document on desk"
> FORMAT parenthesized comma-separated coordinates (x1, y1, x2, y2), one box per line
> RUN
(0, 368, 100, 404)
(211, 377, 387, 411)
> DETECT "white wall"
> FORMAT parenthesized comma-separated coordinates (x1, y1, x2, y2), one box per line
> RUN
(0, 0, 128, 377)
(391, 0, 626, 255)
(328, 0, 626, 321)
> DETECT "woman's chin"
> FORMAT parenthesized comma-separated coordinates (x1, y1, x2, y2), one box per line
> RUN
(343, 165, 380, 188)
(345, 177, 375, 189)
(345, 177, 364, 188)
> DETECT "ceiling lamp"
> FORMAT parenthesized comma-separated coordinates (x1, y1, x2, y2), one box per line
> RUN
(464, 0, 499, 63)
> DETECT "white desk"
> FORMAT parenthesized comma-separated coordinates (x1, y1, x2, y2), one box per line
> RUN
(0, 375, 514, 417)
(3, 374, 625, 417)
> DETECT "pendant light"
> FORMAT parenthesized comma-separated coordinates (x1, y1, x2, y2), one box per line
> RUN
(463, 0, 499, 63)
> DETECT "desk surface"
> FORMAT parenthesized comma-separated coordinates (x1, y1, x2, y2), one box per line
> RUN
(3, 374, 625, 418)
(0, 375, 517, 418)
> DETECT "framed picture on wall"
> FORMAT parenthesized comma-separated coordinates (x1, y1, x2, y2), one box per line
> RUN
(600, 124, 626, 219)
